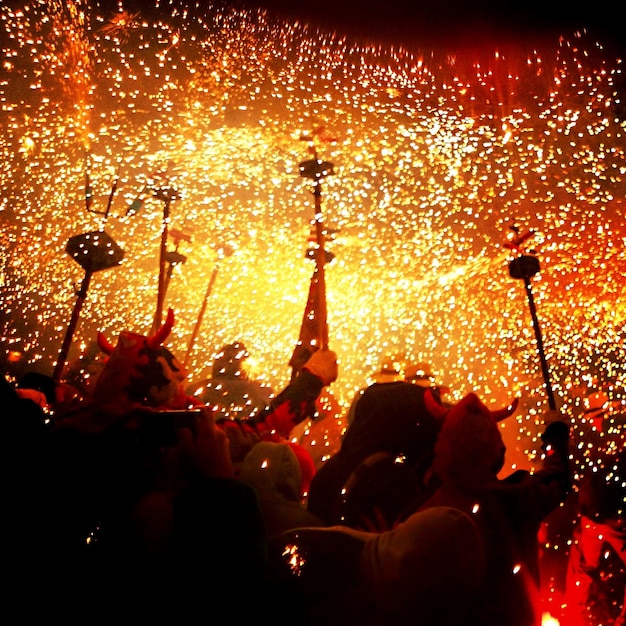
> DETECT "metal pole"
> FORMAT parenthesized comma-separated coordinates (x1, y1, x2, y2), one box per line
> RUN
(152, 198, 171, 334)
(53, 270, 92, 383)
(312, 180, 329, 350)
(523, 275, 557, 410)
(183, 263, 219, 367)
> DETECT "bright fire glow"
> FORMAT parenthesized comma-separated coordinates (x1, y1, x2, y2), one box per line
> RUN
(1, 2, 624, 620)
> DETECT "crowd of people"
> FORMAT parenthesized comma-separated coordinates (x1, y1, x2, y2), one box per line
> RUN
(3, 307, 624, 625)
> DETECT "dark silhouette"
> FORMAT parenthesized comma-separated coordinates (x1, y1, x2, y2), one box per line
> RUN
(267, 505, 486, 625)
(239, 440, 325, 537)
(307, 379, 445, 528)
(418, 390, 570, 626)
(186, 341, 274, 421)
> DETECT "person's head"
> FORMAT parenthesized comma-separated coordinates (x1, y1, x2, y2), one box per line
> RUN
(212, 342, 250, 380)
(239, 441, 308, 503)
(238, 440, 316, 507)
(91, 308, 190, 415)
(425, 391, 518, 487)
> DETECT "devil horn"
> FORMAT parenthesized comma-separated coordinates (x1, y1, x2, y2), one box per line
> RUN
(147, 307, 175, 350)
(491, 397, 520, 422)
(96, 331, 115, 356)
(424, 388, 448, 421)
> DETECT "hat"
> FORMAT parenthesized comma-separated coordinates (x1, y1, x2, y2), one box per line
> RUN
(403, 362, 435, 387)
(362, 506, 485, 617)
(370, 357, 403, 384)
(239, 440, 316, 500)
(212, 342, 250, 379)
(274, 506, 484, 622)
(239, 441, 303, 502)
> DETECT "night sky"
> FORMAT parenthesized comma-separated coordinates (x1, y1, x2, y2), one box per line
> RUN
(243, 0, 625, 50)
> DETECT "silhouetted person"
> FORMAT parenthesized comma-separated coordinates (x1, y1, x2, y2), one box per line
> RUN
(419, 390, 570, 626)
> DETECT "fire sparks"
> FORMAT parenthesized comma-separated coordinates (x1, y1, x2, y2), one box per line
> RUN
(282, 542, 305, 576)
(1, 1, 624, 474)
(1, 2, 624, 619)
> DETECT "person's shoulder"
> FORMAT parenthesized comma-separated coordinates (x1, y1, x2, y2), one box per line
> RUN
(502, 469, 531, 484)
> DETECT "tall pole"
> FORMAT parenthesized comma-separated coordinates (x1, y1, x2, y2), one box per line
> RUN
(183, 244, 233, 368)
(56, 229, 124, 383)
(153, 198, 170, 334)
(312, 179, 329, 350)
(299, 152, 333, 351)
(289, 152, 334, 380)
(162, 249, 187, 304)
(183, 262, 219, 368)
(152, 186, 179, 334)
(522, 274, 556, 410)
(509, 254, 556, 411)
(54, 169, 123, 383)
(52, 270, 92, 383)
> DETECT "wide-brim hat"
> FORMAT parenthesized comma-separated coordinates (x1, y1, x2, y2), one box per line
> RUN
(403, 362, 435, 387)
(212, 341, 250, 378)
(370, 358, 403, 384)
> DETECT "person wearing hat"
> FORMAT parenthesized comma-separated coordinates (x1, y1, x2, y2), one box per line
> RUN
(307, 356, 447, 529)
(186, 342, 275, 466)
(188, 344, 338, 472)
(186, 342, 274, 421)
(418, 390, 571, 626)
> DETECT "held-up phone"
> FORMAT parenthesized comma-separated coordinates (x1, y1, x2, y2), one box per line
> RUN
(137, 409, 203, 447)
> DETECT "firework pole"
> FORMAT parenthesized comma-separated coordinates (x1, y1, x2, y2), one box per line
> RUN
(289, 141, 334, 380)
(52, 271, 93, 383)
(507, 232, 557, 411)
(183, 244, 233, 368)
(183, 264, 218, 368)
(311, 167, 329, 350)
(53, 170, 124, 382)
(152, 186, 179, 334)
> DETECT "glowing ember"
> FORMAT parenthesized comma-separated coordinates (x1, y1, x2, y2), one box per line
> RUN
(542, 613, 560, 626)
(282, 542, 305, 576)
